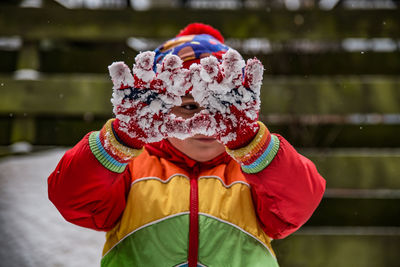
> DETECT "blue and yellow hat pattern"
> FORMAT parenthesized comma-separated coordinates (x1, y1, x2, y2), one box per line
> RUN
(154, 34, 230, 69)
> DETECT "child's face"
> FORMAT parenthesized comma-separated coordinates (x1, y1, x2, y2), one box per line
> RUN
(168, 95, 226, 162)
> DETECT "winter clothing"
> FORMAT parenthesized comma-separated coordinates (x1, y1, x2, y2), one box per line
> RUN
(47, 23, 326, 267)
(154, 23, 229, 69)
(48, 120, 325, 266)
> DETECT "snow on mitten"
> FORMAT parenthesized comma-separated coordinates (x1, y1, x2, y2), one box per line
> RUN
(110, 52, 188, 148)
(191, 49, 264, 149)
(88, 52, 192, 173)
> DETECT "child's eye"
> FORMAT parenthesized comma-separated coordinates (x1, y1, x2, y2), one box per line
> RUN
(182, 104, 199, 110)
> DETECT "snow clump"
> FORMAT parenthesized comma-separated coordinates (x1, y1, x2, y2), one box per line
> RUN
(108, 48, 264, 143)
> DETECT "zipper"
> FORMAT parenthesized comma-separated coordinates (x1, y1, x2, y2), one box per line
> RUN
(188, 165, 200, 267)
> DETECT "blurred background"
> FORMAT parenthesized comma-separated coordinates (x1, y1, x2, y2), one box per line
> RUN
(0, 0, 400, 266)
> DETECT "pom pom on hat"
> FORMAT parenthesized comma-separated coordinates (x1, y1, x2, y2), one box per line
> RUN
(176, 23, 224, 43)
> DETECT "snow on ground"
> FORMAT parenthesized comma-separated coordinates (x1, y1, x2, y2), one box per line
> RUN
(0, 149, 105, 267)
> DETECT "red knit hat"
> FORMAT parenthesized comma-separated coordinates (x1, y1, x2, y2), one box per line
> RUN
(153, 23, 231, 69)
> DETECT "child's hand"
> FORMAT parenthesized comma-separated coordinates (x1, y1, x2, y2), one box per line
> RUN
(109, 52, 190, 147)
(191, 49, 264, 149)
(108, 49, 264, 149)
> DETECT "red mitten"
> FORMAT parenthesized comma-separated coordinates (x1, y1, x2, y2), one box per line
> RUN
(109, 52, 189, 148)
(191, 49, 264, 149)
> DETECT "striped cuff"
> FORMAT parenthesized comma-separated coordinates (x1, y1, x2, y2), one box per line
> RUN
(226, 121, 280, 174)
(88, 119, 144, 173)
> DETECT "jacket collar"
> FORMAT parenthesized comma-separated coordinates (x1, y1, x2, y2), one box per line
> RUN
(145, 139, 232, 171)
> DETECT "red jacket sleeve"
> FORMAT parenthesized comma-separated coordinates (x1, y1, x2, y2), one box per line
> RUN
(243, 135, 326, 239)
(48, 133, 131, 231)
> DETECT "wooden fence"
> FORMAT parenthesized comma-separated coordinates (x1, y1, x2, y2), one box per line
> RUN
(0, 3, 399, 266)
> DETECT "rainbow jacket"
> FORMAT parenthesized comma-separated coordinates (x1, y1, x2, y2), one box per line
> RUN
(48, 121, 325, 267)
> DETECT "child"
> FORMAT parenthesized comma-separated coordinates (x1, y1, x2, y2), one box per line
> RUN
(48, 23, 325, 267)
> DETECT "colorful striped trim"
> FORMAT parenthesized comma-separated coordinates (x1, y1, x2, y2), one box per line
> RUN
(101, 119, 144, 161)
(226, 121, 268, 162)
(241, 135, 280, 174)
(89, 120, 143, 173)
(226, 122, 280, 174)
(89, 131, 129, 173)
(241, 133, 271, 166)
